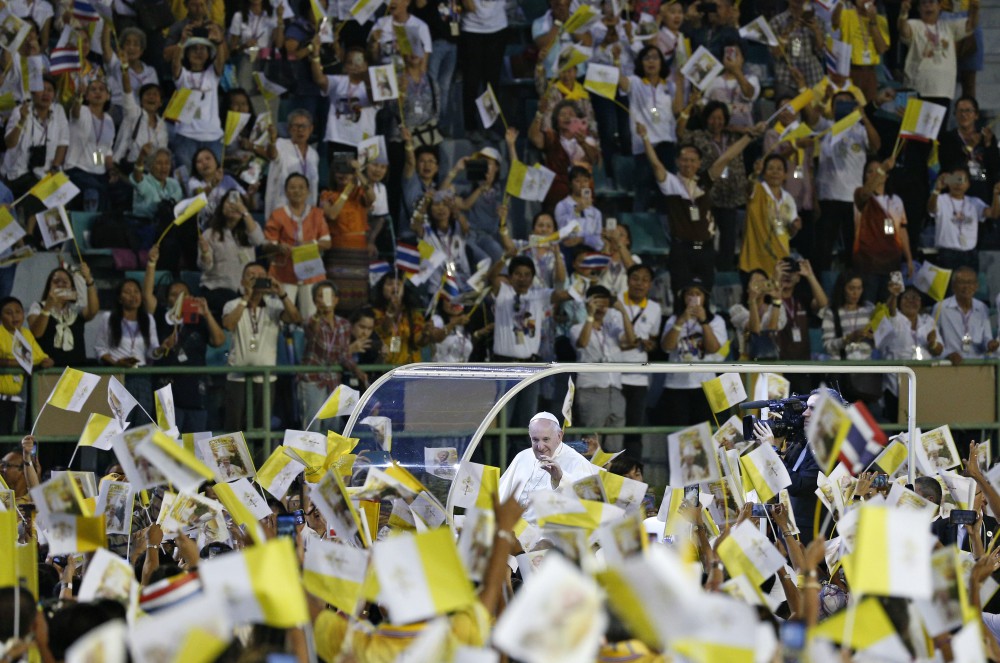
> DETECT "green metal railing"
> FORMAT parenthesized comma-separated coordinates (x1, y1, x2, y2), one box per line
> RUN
(4, 359, 1000, 460)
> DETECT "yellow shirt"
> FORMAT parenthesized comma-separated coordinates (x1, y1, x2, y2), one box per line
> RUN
(0, 326, 48, 397)
(168, 0, 226, 32)
(315, 602, 491, 663)
(738, 182, 794, 276)
(839, 10, 890, 66)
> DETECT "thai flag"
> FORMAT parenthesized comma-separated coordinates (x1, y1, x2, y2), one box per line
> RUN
(580, 252, 611, 270)
(824, 48, 837, 75)
(368, 260, 390, 286)
(49, 47, 80, 75)
(837, 402, 889, 475)
(442, 275, 461, 301)
(395, 243, 421, 274)
(72, 0, 100, 22)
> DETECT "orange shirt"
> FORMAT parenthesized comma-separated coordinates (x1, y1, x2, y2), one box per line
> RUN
(264, 205, 330, 285)
(321, 189, 370, 250)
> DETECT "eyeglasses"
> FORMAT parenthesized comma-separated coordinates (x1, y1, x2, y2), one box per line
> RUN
(0, 461, 23, 470)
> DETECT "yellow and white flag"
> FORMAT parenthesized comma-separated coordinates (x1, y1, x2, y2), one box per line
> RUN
(78, 413, 121, 451)
(199, 537, 310, 627)
(717, 520, 786, 585)
(899, 97, 947, 142)
(562, 4, 599, 33)
(43, 513, 106, 554)
(154, 384, 177, 435)
(784, 88, 815, 114)
(505, 159, 556, 202)
(315, 384, 360, 420)
(452, 461, 499, 510)
(739, 443, 791, 502)
(584, 63, 619, 100)
(811, 596, 906, 654)
(253, 72, 288, 102)
(256, 445, 306, 499)
(851, 503, 933, 599)
(29, 171, 80, 210)
(137, 430, 215, 493)
(372, 527, 476, 624)
(538, 498, 624, 530)
(47, 367, 99, 411)
(828, 109, 862, 146)
(0, 207, 25, 255)
(739, 16, 778, 46)
(873, 438, 908, 477)
(31, 470, 88, 518)
(600, 471, 648, 513)
(673, 594, 760, 663)
(348, 0, 383, 25)
(561, 376, 575, 428)
(0, 509, 16, 587)
(556, 44, 590, 73)
(213, 479, 269, 544)
(916, 261, 952, 302)
(291, 243, 325, 281)
(303, 538, 370, 614)
(172, 193, 208, 227)
(283, 429, 329, 471)
(164, 88, 200, 123)
(702, 373, 746, 413)
(223, 111, 251, 146)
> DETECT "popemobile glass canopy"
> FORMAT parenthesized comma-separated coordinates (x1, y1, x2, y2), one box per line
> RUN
(341, 363, 918, 521)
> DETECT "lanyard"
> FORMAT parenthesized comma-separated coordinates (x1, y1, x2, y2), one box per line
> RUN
(91, 112, 106, 146)
(284, 205, 308, 243)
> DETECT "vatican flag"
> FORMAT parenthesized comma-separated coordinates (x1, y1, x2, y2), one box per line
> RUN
(850, 504, 933, 599)
(562, 3, 598, 33)
(672, 594, 759, 663)
(43, 514, 106, 555)
(899, 98, 947, 142)
(47, 367, 99, 411)
(315, 384, 360, 420)
(78, 413, 121, 451)
(373, 527, 476, 624)
(199, 538, 309, 627)
(739, 443, 791, 502)
(256, 445, 306, 499)
(716, 520, 786, 586)
(452, 462, 499, 510)
(213, 479, 269, 544)
(915, 261, 952, 302)
(223, 111, 251, 147)
(811, 597, 907, 656)
(303, 538, 369, 614)
(702, 373, 746, 413)
(0, 509, 15, 587)
(138, 430, 215, 493)
(584, 63, 619, 100)
(873, 438, 908, 477)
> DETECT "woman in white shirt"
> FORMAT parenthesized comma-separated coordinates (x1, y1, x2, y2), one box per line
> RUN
(821, 270, 874, 359)
(113, 68, 167, 174)
(94, 279, 160, 418)
(620, 44, 681, 212)
(103, 26, 160, 113)
(877, 283, 942, 414)
(264, 109, 319, 217)
(229, 0, 285, 91)
(170, 31, 228, 172)
(65, 79, 116, 211)
(1, 77, 68, 197)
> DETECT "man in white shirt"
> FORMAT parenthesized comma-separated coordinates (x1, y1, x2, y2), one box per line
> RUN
(618, 264, 662, 458)
(221, 262, 302, 430)
(928, 166, 1000, 270)
(933, 266, 998, 365)
(497, 411, 599, 522)
(570, 285, 635, 451)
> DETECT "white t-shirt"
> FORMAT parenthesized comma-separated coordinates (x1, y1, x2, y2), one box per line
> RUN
(660, 314, 729, 389)
(92, 312, 160, 365)
(932, 194, 988, 251)
(817, 120, 869, 202)
(703, 74, 760, 127)
(627, 75, 677, 154)
(902, 18, 967, 99)
(223, 296, 286, 382)
(431, 314, 473, 363)
(493, 282, 552, 359)
(113, 92, 168, 165)
(323, 75, 375, 145)
(264, 138, 320, 218)
(618, 294, 662, 387)
(461, 0, 507, 34)
(65, 107, 116, 175)
(1, 104, 69, 180)
(174, 67, 223, 141)
(570, 308, 625, 389)
(370, 15, 433, 65)
(229, 10, 280, 49)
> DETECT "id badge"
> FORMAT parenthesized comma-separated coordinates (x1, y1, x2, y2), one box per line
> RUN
(793, 166, 804, 180)
(791, 326, 802, 343)
(861, 49, 872, 65)
(389, 336, 401, 353)
(91, 149, 104, 167)
(650, 107, 661, 123)
(970, 160, 986, 181)
(962, 334, 973, 352)
(450, 21, 460, 36)
(515, 330, 526, 345)
(413, 102, 424, 116)
(790, 36, 803, 58)
(689, 204, 700, 221)
(883, 218, 895, 235)
(176, 348, 189, 363)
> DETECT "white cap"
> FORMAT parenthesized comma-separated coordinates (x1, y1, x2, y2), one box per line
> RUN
(529, 411, 560, 426)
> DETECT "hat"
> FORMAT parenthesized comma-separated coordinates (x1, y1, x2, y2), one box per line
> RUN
(529, 411, 561, 427)
(474, 147, 502, 163)
(182, 37, 217, 59)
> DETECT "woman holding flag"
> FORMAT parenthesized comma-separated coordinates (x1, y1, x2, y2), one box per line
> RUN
(198, 188, 265, 319)
(65, 79, 115, 212)
(170, 28, 228, 170)
(264, 173, 331, 319)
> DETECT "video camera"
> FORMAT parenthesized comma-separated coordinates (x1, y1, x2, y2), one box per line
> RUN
(740, 395, 808, 444)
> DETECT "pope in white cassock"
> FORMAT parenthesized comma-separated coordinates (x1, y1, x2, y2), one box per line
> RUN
(498, 412, 599, 522)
